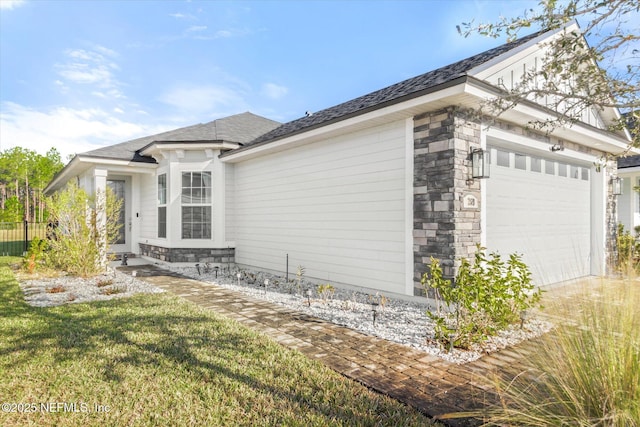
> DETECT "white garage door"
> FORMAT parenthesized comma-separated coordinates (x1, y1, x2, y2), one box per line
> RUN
(486, 146, 591, 285)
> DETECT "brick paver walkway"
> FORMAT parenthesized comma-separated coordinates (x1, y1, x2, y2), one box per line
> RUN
(120, 264, 551, 427)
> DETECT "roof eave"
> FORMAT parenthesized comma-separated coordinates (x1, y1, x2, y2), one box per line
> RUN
(44, 155, 158, 195)
(140, 140, 241, 158)
(618, 166, 640, 174)
(464, 77, 634, 155)
(220, 76, 469, 162)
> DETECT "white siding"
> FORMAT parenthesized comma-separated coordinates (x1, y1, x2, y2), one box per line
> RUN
(479, 47, 606, 130)
(618, 177, 632, 231)
(225, 164, 235, 242)
(232, 120, 407, 294)
(139, 173, 157, 241)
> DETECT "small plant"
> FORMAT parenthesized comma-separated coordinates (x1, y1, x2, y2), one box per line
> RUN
(340, 292, 359, 312)
(296, 265, 305, 294)
(101, 286, 125, 295)
(422, 245, 541, 349)
(23, 236, 48, 274)
(374, 292, 389, 311)
(317, 284, 335, 303)
(25, 254, 37, 274)
(46, 285, 66, 294)
(96, 279, 113, 288)
(245, 272, 257, 284)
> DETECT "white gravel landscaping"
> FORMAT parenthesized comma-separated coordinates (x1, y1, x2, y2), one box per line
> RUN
(17, 261, 552, 364)
(19, 268, 164, 308)
(167, 265, 553, 364)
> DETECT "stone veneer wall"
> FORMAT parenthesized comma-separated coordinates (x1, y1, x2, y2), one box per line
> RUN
(412, 108, 618, 295)
(413, 107, 482, 296)
(139, 243, 235, 264)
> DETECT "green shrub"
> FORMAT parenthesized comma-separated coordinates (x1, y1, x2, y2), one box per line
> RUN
(616, 223, 640, 274)
(422, 245, 541, 349)
(45, 183, 122, 277)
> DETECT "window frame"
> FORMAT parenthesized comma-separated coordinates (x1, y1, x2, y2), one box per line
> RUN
(157, 174, 167, 239)
(181, 171, 212, 240)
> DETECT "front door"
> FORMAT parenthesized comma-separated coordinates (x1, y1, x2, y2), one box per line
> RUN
(107, 179, 130, 254)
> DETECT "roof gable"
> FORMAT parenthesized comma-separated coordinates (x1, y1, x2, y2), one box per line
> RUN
(469, 22, 627, 138)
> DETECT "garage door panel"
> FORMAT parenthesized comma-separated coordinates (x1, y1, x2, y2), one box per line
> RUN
(487, 147, 590, 285)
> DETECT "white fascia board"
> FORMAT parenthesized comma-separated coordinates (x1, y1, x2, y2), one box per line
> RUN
(467, 21, 580, 79)
(44, 156, 157, 194)
(469, 23, 578, 79)
(140, 142, 239, 157)
(44, 156, 84, 194)
(618, 166, 640, 175)
(74, 156, 158, 174)
(220, 83, 467, 163)
(464, 82, 633, 155)
(486, 126, 600, 163)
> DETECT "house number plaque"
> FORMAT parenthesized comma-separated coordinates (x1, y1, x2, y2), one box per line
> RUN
(462, 194, 478, 209)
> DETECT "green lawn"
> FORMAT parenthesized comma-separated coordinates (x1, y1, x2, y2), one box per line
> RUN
(0, 258, 435, 426)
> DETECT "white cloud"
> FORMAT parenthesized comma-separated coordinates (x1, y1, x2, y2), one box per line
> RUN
(56, 46, 121, 89)
(186, 25, 207, 33)
(0, 101, 170, 160)
(215, 30, 233, 38)
(169, 12, 195, 20)
(261, 83, 288, 100)
(159, 84, 248, 115)
(58, 63, 113, 85)
(0, 0, 26, 10)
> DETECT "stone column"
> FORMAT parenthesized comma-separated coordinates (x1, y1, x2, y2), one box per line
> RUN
(412, 107, 483, 296)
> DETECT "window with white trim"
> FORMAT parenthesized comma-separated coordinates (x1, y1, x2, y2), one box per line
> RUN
(181, 171, 212, 239)
(531, 157, 541, 172)
(558, 162, 568, 177)
(496, 150, 510, 167)
(545, 160, 555, 175)
(158, 174, 167, 238)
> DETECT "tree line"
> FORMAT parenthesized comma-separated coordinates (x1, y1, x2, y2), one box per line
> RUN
(0, 147, 64, 223)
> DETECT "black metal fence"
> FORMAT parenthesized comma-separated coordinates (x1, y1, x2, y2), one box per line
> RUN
(0, 222, 47, 256)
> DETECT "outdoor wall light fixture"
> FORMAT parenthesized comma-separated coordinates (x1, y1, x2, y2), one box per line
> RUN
(471, 148, 490, 179)
(612, 177, 623, 196)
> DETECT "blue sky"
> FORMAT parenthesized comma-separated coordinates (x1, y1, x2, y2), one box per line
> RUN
(0, 0, 544, 160)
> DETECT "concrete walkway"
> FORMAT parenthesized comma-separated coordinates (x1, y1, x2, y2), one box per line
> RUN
(119, 264, 548, 427)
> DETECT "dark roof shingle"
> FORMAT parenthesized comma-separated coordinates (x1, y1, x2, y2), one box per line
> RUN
(245, 30, 543, 148)
(82, 112, 281, 162)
